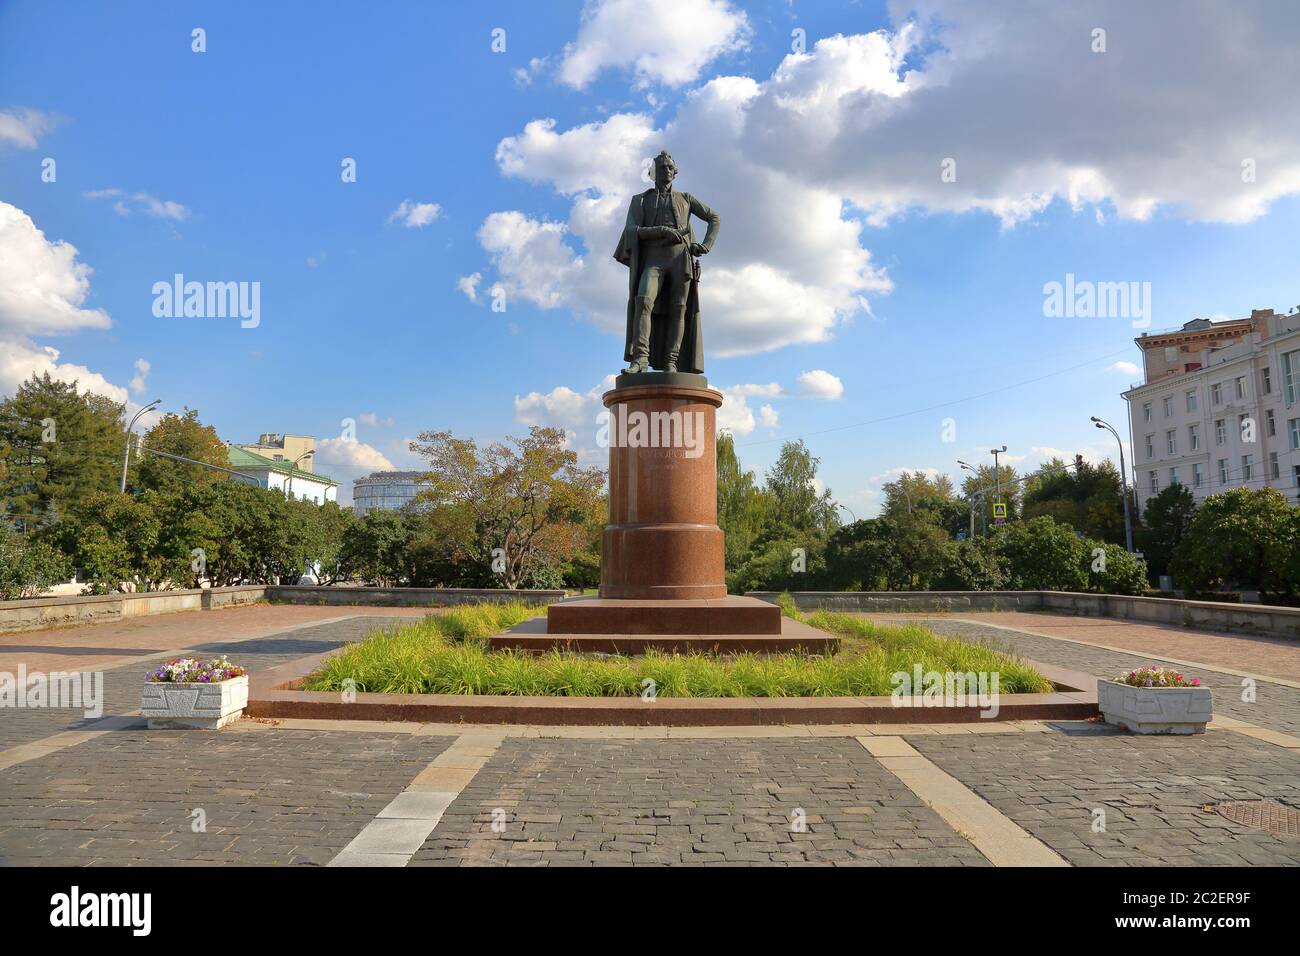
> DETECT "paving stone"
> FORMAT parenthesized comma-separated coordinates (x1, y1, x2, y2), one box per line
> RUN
(910, 728, 1300, 866)
(407, 737, 989, 867)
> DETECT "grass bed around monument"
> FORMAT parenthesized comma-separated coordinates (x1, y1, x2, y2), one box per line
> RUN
(301, 598, 1053, 698)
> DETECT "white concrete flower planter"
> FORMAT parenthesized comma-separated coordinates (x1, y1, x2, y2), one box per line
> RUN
(1097, 678, 1211, 735)
(142, 675, 248, 729)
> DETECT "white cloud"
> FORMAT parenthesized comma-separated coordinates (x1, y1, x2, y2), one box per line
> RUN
(315, 437, 396, 505)
(0, 202, 111, 338)
(557, 0, 749, 90)
(0, 342, 128, 405)
(797, 369, 844, 400)
(739, 4, 1300, 226)
(457, 272, 482, 302)
(387, 200, 442, 228)
(357, 412, 395, 427)
(478, 211, 585, 310)
(83, 188, 190, 221)
(129, 358, 150, 396)
(0, 107, 57, 149)
(1107, 360, 1140, 376)
(759, 404, 779, 428)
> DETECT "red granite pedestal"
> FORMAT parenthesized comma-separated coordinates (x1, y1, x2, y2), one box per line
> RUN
(513, 379, 830, 653)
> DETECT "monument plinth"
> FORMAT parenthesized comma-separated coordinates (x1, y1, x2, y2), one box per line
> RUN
(600, 382, 725, 600)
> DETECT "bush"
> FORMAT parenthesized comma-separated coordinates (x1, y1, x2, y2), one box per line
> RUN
(1085, 541, 1148, 596)
(936, 537, 1008, 591)
(998, 516, 1089, 591)
(732, 537, 824, 594)
(0, 524, 70, 600)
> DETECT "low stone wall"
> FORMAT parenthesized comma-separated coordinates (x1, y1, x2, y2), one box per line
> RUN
(748, 591, 1045, 613)
(749, 590, 1300, 640)
(1039, 591, 1300, 639)
(265, 586, 565, 607)
(0, 586, 266, 633)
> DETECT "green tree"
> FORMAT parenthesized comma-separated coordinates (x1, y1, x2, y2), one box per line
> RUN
(409, 426, 604, 589)
(0, 374, 125, 523)
(763, 439, 839, 540)
(1023, 457, 1129, 543)
(716, 433, 772, 572)
(1136, 482, 1197, 583)
(1170, 488, 1299, 600)
(339, 510, 410, 586)
(134, 408, 229, 493)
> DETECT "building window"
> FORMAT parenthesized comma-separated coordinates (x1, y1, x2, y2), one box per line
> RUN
(1218, 459, 1228, 484)
(1185, 389, 1197, 412)
(1211, 382, 1223, 404)
(1145, 434, 1154, 458)
(1163, 396, 1173, 417)
(1262, 366, 1272, 395)
(1238, 413, 1250, 441)
(1148, 471, 1158, 495)
(1215, 419, 1226, 445)
(1192, 462, 1203, 488)
(1241, 454, 1253, 481)
(1285, 349, 1300, 404)
(1143, 402, 1152, 423)
(1166, 429, 1176, 455)
(1169, 466, 1180, 486)
(1270, 452, 1280, 480)
(1290, 417, 1300, 451)
(1188, 423, 1200, 450)
(1267, 409, 1276, 437)
(1234, 375, 1246, 400)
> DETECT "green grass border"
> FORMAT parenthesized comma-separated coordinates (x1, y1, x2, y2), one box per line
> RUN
(300, 598, 1052, 698)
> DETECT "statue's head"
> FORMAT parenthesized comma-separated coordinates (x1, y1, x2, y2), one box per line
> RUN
(652, 150, 676, 191)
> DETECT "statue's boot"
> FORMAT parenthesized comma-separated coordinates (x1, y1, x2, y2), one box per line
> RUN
(624, 295, 654, 373)
(663, 299, 688, 373)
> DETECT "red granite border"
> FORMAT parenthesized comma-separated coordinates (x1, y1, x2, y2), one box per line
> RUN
(246, 649, 1098, 726)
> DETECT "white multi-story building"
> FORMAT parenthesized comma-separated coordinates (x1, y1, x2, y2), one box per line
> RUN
(1123, 308, 1300, 513)
(352, 471, 429, 516)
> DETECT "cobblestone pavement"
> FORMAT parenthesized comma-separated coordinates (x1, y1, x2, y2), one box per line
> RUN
(911, 727, 1300, 866)
(0, 728, 453, 866)
(0, 616, 410, 752)
(903, 618, 1300, 738)
(409, 737, 989, 867)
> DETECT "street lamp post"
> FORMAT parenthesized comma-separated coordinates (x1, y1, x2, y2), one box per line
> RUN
(836, 503, 857, 524)
(989, 446, 1007, 527)
(286, 451, 314, 501)
(958, 459, 977, 537)
(1091, 416, 1134, 552)
(119, 400, 160, 493)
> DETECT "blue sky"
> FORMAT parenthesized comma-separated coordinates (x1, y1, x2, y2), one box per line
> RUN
(2, 0, 1298, 508)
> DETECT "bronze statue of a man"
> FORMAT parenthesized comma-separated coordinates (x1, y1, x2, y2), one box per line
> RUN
(613, 151, 720, 374)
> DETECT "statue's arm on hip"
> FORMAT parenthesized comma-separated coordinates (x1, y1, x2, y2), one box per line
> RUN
(687, 194, 719, 257)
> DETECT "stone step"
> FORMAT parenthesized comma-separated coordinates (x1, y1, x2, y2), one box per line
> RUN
(546, 595, 783, 636)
